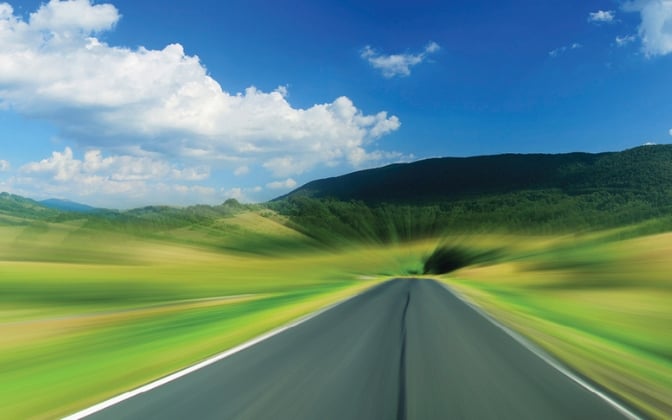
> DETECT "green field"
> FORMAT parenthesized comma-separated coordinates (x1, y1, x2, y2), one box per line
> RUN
(1, 201, 672, 418)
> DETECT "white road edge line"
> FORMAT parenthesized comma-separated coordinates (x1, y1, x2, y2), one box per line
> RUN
(62, 287, 370, 420)
(440, 282, 642, 420)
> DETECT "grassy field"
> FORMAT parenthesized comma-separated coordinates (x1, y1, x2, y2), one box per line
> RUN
(0, 212, 430, 419)
(437, 232, 672, 418)
(2, 207, 672, 418)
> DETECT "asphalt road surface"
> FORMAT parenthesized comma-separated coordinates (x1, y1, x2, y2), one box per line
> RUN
(85, 279, 632, 419)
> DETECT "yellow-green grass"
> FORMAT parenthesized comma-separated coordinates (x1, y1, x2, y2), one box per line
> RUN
(6, 210, 671, 419)
(0, 210, 315, 265)
(158, 210, 318, 253)
(0, 218, 431, 419)
(439, 233, 672, 418)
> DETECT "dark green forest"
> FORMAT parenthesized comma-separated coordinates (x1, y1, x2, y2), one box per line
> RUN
(270, 145, 672, 243)
(282, 145, 672, 204)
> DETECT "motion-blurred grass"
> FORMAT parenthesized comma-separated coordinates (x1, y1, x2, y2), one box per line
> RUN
(0, 216, 431, 419)
(3, 211, 672, 419)
(440, 233, 672, 418)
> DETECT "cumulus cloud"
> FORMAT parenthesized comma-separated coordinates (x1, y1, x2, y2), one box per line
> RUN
(266, 178, 297, 190)
(223, 188, 244, 201)
(588, 10, 616, 23)
(548, 43, 582, 57)
(361, 41, 440, 78)
(14, 147, 215, 206)
(0, 159, 9, 172)
(29, 0, 119, 34)
(222, 186, 262, 203)
(21, 147, 208, 182)
(260, 144, 407, 178)
(623, 0, 672, 56)
(669, 128, 672, 136)
(0, 0, 401, 179)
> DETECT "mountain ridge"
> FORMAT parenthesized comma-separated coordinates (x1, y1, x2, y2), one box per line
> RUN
(40, 198, 100, 213)
(279, 145, 672, 204)
(269, 145, 672, 242)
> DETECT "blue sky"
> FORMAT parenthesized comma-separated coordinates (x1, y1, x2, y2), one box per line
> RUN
(0, 0, 671, 208)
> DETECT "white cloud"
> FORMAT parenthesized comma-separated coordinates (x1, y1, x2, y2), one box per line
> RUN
(222, 187, 248, 202)
(29, 0, 119, 34)
(220, 185, 266, 203)
(266, 178, 297, 190)
(615, 34, 637, 46)
(171, 166, 210, 181)
(588, 10, 616, 23)
(549, 42, 582, 57)
(14, 147, 216, 206)
(425, 42, 440, 54)
(257, 96, 401, 176)
(669, 128, 672, 136)
(0, 159, 9, 172)
(21, 147, 208, 182)
(234, 165, 249, 176)
(261, 143, 408, 178)
(173, 184, 215, 196)
(22, 147, 81, 182)
(0, 0, 401, 179)
(623, 0, 672, 57)
(220, 185, 264, 203)
(263, 156, 302, 178)
(361, 41, 440, 78)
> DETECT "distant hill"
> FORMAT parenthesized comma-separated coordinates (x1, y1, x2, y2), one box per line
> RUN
(0, 192, 61, 221)
(272, 145, 672, 242)
(0, 193, 316, 256)
(40, 198, 99, 213)
(281, 145, 672, 204)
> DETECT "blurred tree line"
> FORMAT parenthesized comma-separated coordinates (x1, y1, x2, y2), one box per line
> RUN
(269, 189, 672, 244)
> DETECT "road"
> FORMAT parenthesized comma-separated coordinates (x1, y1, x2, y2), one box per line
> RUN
(84, 279, 632, 419)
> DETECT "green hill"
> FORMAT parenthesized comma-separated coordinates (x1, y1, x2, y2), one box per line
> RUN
(272, 145, 672, 242)
(0, 192, 62, 222)
(0, 192, 317, 260)
(282, 145, 672, 203)
(40, 198, 100, 213)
